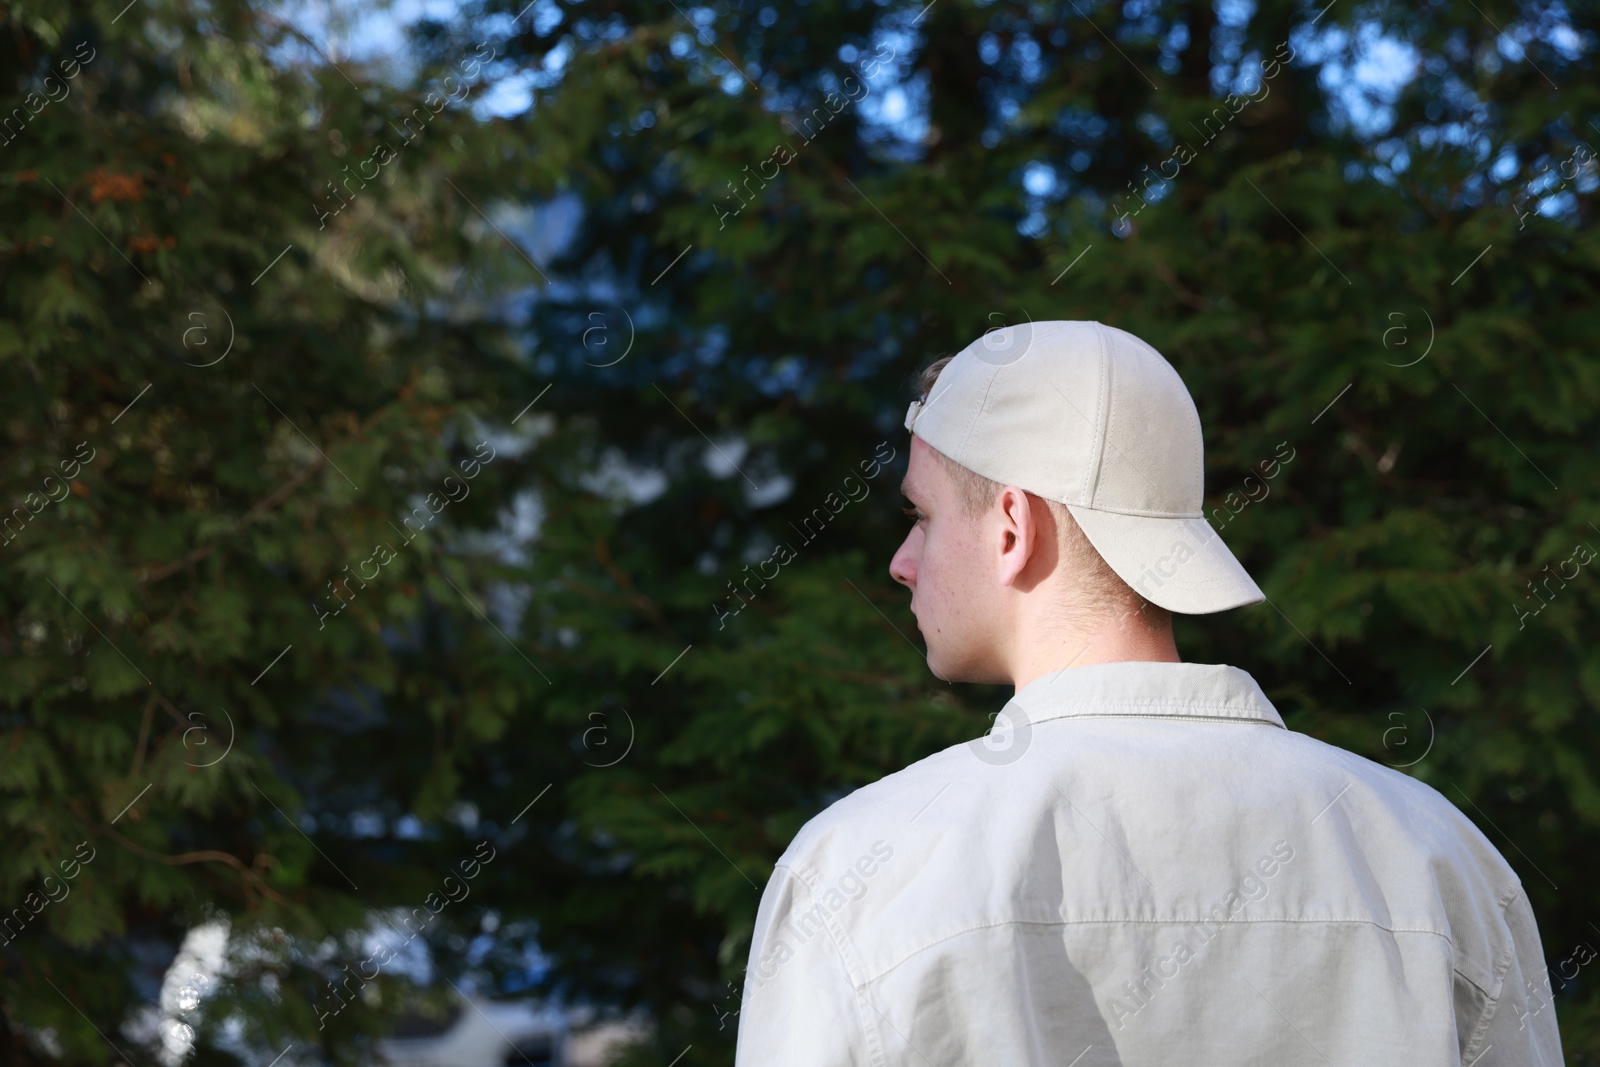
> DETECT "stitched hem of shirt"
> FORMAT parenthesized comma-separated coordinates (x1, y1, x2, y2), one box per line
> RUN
(1013, 696, 1283, 722)
(1020, 697, 1268, 712)
(862, 914, 1454, 985)
(1027, 696, 1261, 708)
(1028, 710, 1287, 728)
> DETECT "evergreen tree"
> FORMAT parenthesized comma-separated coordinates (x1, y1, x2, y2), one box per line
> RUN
(2, 0, 1596, 1063)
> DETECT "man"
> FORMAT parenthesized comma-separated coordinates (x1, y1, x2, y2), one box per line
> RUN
(733, 320, 1563, 1066)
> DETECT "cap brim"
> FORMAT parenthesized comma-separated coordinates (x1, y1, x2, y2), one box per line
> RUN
(1065, 506, 1265, 614)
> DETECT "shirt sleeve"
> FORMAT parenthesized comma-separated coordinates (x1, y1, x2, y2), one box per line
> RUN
(734, 862, 880, 1067)
(1463, 886, 1565, 1067)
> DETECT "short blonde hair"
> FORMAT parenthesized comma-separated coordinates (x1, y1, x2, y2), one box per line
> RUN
(914, 356, 1169, 631)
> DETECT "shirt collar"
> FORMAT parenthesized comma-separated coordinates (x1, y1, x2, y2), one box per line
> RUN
(1005, 660, 1286, 730)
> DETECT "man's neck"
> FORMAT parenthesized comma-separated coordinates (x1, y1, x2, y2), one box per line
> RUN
(1009, 618, 1180, 693)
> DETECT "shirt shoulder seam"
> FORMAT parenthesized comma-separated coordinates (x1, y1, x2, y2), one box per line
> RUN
(774, 862, 891, 1066)
(862, 915, 1454, 985)
(1459, 882, 1528, 1063)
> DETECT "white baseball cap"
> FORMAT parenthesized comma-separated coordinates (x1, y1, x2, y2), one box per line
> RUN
(903, 319, 1265, 614)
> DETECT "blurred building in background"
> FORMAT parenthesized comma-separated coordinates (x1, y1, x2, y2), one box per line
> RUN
(379, 998, 647, 1067)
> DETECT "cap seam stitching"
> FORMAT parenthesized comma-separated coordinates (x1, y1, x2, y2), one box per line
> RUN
(1077, 504, 1206, 519)
(1084, 322, 1111, 503)
(1187, 356, 1203, 503)
(953, 364, 1000, 464)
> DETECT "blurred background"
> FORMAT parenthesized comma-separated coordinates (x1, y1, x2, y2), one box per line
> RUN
(2, 0, 1597, 1062)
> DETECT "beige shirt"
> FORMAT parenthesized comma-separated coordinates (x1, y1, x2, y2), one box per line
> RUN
(734, 661, 1563, 1066)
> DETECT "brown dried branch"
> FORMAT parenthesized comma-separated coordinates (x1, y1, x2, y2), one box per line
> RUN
(103, 825, 289, 905)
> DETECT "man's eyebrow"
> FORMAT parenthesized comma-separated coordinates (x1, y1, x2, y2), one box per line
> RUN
(899, 478, 914, 500)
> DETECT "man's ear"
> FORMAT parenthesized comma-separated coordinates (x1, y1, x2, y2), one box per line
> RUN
(994, 485, 1036, 587)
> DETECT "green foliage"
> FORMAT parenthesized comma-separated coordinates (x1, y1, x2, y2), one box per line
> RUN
(0, 0, 541, 1060)
(2, 0, 1597, 1063)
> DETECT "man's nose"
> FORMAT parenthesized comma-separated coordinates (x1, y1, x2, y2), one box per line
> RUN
(889, 538, 916, 588)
